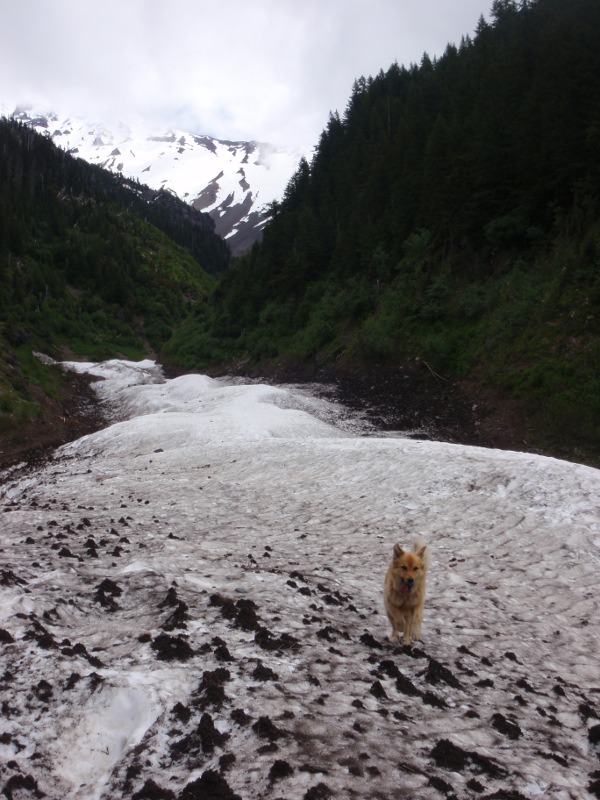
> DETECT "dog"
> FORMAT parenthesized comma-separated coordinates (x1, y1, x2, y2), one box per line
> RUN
(384, 538, 430, 646)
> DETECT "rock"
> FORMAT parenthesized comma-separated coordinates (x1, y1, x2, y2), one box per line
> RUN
(252, 663, 279, 682)
(2, 773, 45, 799)
(269, 759, 294, 782)
(198, 712, 228, 753)
(151, 633, 194, 661)
(423, 657, 464, 690)
(491, 712, 522, 740)
(132, 779, 176, 800)
(179, 769, 241, 800)
(252, 716, 287, 741)
(430, 738, 505, 778)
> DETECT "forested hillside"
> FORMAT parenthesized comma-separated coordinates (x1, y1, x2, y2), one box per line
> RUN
(0, 118, 229, 460)
(168, 0, 600, 463)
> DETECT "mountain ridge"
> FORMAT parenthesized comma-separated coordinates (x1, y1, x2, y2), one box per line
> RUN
(2, 104, 308, 255)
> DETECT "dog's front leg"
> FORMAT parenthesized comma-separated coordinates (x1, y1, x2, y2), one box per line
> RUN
(388, 619, 400, 642)
(402, 614, 413, 646)
(412, 609, 422, 641)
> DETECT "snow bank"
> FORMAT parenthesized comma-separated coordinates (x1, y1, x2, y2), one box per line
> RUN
(1, 359, 599, 800)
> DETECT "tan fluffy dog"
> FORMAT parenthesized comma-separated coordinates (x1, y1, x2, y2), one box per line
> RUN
(384, 539, 430, 646)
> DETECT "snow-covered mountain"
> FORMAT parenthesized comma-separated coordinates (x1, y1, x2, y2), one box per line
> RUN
(2, 104, 309, 255)
(1, 358, 599, 799)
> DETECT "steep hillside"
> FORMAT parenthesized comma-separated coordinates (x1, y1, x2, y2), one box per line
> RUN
(166, 0, 600, 465)
(3, 107, 308, 256)
(0, 117, 227, 463)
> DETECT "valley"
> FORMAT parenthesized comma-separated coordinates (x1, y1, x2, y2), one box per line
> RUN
(0, 355, 535, 474)
(1, 0, 599, 471)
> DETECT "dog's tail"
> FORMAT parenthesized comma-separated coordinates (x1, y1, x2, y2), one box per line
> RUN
(413, 536, 431, 571)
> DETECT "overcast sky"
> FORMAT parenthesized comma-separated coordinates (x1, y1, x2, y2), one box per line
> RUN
(1, 0, 491, 147)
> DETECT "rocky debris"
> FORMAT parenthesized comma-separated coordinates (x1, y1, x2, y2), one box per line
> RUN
(131, 779, 175, 800)
(269, 759, 294, 782)
(179, 770, 241, 800)
(252, 662, 279, 682)
(159, 587, 190, 631)
(3, 534, 592, 800)
(430, 738, 506, 778)
(94, 578, 122, 610)
(254, 626, 299, 653)
(252, 716, 288, 742)
(2, 773, 46, 800)
(194, 669, 231, 709)
(0, 629, 15, 644)
(491, 711, 523, 740)
(151, 633, 194, 661)
(1, 370, 597, 800)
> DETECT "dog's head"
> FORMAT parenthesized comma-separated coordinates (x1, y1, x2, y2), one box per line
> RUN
(390, 543, 427, 594)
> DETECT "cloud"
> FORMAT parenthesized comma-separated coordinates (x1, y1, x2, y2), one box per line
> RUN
(1, 0, 490, 146)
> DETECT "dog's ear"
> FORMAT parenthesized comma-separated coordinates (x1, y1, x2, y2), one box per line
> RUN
(393, 543, 404, 558)
(416, 545, 427, 559)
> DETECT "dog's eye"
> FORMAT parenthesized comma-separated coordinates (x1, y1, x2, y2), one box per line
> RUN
(401, 566, 408, 571)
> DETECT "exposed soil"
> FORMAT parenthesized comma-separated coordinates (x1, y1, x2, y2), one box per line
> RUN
(210, 359, 537, 456)
(0, 369, 106, 473)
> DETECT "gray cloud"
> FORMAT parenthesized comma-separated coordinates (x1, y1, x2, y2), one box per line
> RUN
(1, 0, 490, 146)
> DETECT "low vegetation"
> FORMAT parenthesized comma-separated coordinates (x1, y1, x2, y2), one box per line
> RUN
(165, 0, 600, 464)
(0, 117, 226, 444)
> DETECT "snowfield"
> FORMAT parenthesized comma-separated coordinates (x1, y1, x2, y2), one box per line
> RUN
(1, 359, 599, 800)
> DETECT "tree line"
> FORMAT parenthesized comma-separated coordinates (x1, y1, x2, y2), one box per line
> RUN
(173, 0, 600, 462)
(0, 117, 230, 357)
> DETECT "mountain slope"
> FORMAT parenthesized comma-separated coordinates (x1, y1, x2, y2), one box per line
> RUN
(0, 117, 224, 456)
(3, 106, 308, 256)
(179, 0, 600, 465)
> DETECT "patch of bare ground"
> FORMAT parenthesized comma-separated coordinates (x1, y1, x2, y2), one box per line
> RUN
(0, 370, 106, 472)
(208, 359, 538, 456)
